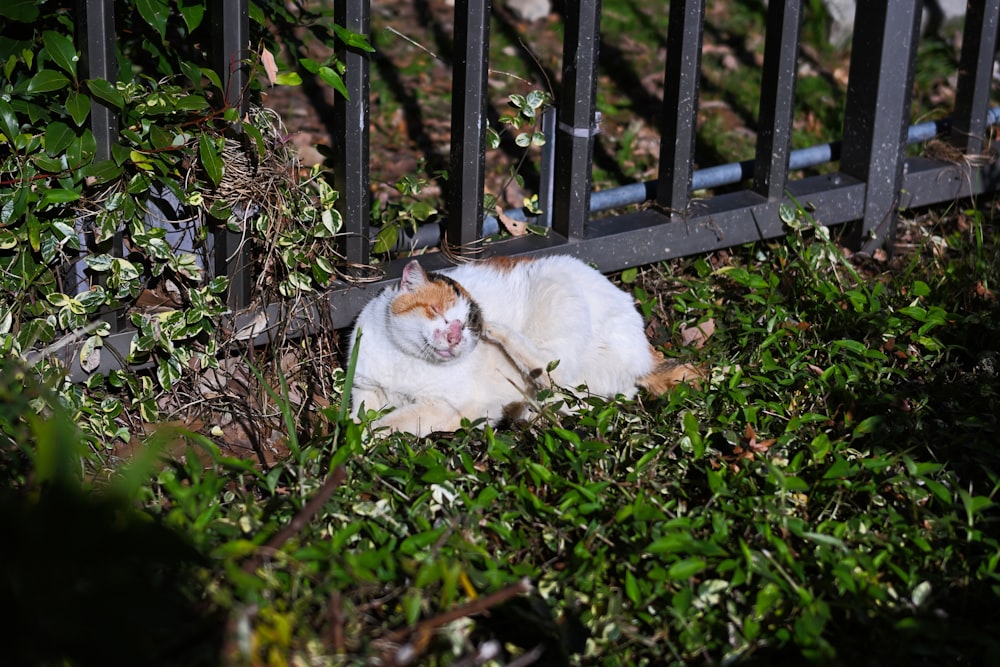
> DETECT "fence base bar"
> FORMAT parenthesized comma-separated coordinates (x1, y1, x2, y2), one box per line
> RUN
(60, 153, 1000, 382)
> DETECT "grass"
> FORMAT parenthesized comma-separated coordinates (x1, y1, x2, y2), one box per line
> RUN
(4, 197, 1000, 665)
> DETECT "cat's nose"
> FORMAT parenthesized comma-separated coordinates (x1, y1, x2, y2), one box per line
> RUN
(446, 320, 463, 346)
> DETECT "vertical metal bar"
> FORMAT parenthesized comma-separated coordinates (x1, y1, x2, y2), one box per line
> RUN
(551, 0, 601, 241)
(839, 0, 921, 254)
(211, 0, 251, 310)
(656, 0, 705, 216)
(212, 0, 250, 113)
(537, 105, 557, 229)
(952, 0, 1000, 156)
(447, 0, 492, 251)
(78, 0, 124, 331)
(753, 0, 803, 202)
(78, 0, 117, 163)
(333, 0, 372, 265)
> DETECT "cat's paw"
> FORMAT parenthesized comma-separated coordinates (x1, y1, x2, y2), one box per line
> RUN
(527, 367, 551, 390)
(480, 321, 521, 348)
(478, 323, 503, 344)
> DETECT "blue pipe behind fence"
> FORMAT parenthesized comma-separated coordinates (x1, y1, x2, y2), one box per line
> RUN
(474, 105, 1000, 239)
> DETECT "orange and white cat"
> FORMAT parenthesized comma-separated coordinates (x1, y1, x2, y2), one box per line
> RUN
(349, 255, 695, 436)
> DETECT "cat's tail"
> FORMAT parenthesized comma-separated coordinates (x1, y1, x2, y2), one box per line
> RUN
(639, 347, 704, 395)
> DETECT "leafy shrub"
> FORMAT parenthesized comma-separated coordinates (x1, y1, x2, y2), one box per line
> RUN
(0, 0, 365, 448)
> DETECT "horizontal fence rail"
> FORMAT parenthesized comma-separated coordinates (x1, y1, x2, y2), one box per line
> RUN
(64, 0, 1000, 379)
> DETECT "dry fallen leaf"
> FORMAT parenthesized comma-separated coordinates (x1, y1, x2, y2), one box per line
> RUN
(495, 205, 528, 236)
(233, 311, 268, 342)
(680, 318, 716, 349)
(261, 47, 279, 87)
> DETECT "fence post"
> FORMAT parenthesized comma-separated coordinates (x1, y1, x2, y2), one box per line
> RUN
(210, 0, 252, 310)
(77, 0, 126, 332)
(333, 0, 372, 267)
(537, 106, 557, 229)
(77, 0, 117, 163)
(753, 0, 803, 203)
(839, 1, 921, 255)
(551, 0, 601, 241)
(656, 0, 705, 217)
(952, 0, 1000, 158)
(447, 0, 492, 251)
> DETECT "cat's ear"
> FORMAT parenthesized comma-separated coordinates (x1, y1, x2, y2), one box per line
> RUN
(400, 260, 429, 292)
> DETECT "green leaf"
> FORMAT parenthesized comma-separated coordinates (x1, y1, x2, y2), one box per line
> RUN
(0, 99, 19, 142)
(911, 280, 931, 297)
(647, 532, 727, 557)
(207, 276, 228, 294)
(32, 153, 65, 173)
(86, 254, 114, 272)
(240, 121, 266, 159)
(526, 89, 549, 109)
(667, 557, 707, 581)
(851, 416, 882, 438)
(27, 70, 70, 94)
(156, 356, 183, 390)
(921, 478, 953, 505)
(81, 159, 124, 183)
(318, 66, 349, 99)
(46, 292, 72, 308)
(136, 0, 170, 39)
(178, 0, 206, 31)
(802, 531, 848, 551)
(111, 257, 140, 283)
(333, 25, 376, 52)
(174, 94, 209, 112)
(832, 338, 868, 356)
(552, 427, 581, 446)
(42, 188, 82, 206)
(275, 72, 303, 86)
(898, 305, 927, 321)
(409, 201, 437, 222)
(86, 79, 125, 109)
(79, 335, 102, 373)
(43, 31, 78, 80)
(247, 1, 265, 24)
(65, 90, 91, 126)
(199, 133, 224, 186)
(682, 411, 704, 457)
(624, 569, 641, 605)
(0, 0, 39, 22)
(45, 122, 75, 156)
(526, 461, 553, 484)
(373, 225, 398, 254)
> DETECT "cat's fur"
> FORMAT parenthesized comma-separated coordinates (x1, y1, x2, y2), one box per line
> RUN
(349, 255, 696, 436)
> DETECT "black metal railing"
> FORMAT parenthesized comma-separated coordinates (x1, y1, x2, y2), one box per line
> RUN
(73, 0, 1000, 378)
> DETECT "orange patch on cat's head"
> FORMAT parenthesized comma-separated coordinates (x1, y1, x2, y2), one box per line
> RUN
(391, 279, 458, 318)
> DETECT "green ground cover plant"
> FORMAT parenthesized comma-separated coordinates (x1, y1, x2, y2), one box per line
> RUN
(4, 198, 1000, 665)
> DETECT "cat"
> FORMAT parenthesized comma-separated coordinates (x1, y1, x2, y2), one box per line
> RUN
(349, 255, 698, 436)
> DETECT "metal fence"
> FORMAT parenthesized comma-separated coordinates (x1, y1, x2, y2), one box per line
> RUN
(76, 0, 1000, 376)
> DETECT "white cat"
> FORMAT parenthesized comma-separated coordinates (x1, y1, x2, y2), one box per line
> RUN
(349, 255, 696, 436)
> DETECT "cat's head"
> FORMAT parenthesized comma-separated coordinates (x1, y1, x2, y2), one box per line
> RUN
(386, 260, 482, 363)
